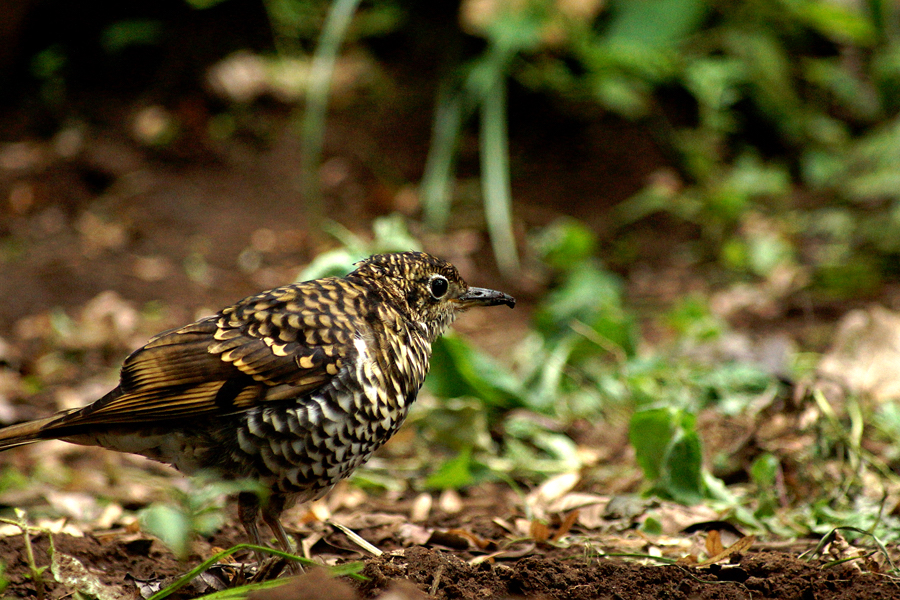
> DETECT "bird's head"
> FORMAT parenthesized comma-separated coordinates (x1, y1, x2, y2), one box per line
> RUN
(348, 252, 515, 341)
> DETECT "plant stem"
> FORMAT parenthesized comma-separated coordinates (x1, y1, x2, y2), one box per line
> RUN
(480, 52, 519, 274)
(300, 0, 362, 231)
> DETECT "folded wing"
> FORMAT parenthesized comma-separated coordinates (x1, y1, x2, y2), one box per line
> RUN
(40, 280, 364, 431)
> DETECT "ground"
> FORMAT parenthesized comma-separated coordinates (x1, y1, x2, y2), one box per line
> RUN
(3, 508, 900, 599)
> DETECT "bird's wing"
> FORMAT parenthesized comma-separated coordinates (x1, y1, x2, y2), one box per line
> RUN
(53, 280, 366, 427)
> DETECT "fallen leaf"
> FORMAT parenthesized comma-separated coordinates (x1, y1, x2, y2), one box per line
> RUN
(52, 551, 130, 600)
(550, 510, 579, 542)
(705, 530, 724, 556)
(396, 522, 432, 546)
(696, 535, 755, 567)
(410, 492, 432, 522)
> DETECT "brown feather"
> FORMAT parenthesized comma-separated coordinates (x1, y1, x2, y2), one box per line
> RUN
(23, 279, 363, 434)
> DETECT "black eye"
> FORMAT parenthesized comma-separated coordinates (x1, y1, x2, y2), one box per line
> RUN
(429, 276, 449, 299)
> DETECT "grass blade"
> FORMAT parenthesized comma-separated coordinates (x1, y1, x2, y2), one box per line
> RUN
(480, 58, 519, 274)
(421, 86, 464, 230)
(147, 544, 316, 600)
(300, 0, 363, 229)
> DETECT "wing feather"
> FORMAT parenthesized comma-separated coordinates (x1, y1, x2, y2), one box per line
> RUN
(47, 280, 363, 429)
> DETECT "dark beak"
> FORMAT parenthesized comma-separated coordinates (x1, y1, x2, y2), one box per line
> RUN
(456, 287, 516, 309)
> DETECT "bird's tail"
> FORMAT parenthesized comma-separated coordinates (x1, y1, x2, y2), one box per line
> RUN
(0, 417, 59, 451)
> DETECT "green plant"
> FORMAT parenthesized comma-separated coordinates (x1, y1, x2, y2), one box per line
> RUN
(140, 476, 267, 560)
(298, 213, 421, 279)
(629, 407, 724, 504)
(0, 510, 47, 600)
(146, 545, 362, 600)
(300, 0, 365, 226)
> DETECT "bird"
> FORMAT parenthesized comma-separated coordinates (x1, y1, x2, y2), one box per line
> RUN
(0, 251, 515, 557)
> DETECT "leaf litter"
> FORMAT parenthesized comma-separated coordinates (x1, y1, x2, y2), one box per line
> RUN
(4, 470, 900, 598)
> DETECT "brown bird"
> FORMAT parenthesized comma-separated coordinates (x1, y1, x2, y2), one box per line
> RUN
(0, 251, 514, 555)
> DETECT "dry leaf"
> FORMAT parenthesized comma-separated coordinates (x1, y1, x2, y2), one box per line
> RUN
(438, 489, 463, 514)
(818, 306, 900, 402)
(696, 535, 755, 567)
(705, 530, 724, 556)
(530, 520, 550, 543)
(550, 510, 579, 543)
(410, 493, 432, 522)
(396, 523, 432, 546)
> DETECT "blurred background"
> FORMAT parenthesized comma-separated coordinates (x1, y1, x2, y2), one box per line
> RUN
(3, 0, 900, 578)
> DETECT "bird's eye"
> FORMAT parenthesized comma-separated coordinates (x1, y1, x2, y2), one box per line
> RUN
(429, 276, 449, 299)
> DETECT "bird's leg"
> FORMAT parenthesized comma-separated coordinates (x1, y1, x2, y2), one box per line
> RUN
(261, 494, 301, 573)
(237, 491, 267, 565)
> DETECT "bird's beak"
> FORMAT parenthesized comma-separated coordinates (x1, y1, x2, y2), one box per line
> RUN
(456, 287, 516, 309)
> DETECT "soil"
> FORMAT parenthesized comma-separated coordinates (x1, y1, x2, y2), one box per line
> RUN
(2, 524, 899, 599)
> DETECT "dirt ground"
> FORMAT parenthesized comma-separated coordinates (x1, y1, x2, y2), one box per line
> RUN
(2, 513, 899, 599)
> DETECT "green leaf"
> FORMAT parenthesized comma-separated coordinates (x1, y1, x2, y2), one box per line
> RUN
(298, 215, 422, 280)
(502, 415, 582, 476)
(750, 453, 779, 518)
(421, 397, 494, 452)
(629, 408, 682, 482)
(101, 20, 163, 53)
(662, 429, 705, 505)
(641, 515, 662, 535)
(426, 335, 526, 409)
(533, 218, 598, 271)
(425, 447, 475, 489)
(629, 407, 716, 504)
(793, 0, 877, 46)
(534, 262, 636, 359)
(750, 453, 779, 488)
(140, 504, 191, 559)
(664, 295, 723, 341)
(605, 0, 708, 49)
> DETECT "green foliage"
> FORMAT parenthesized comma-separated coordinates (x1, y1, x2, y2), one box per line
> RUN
(0, 511, 49, 598)
(501, 414, 581, 474)
(532, 217, 597, 269)
(0, 466, 28, 494)
(532, 218, 637, 362)
(145, 545, 358, 600)
(139, 476, 266, 560)
(100, 20, 164, 53)
(427, 335, 527, 410)
(417, 216, 785, 499)
(421, 24, 536, 273)
(664, 295, 724, 342)
(459, 0, 900, 293)
(424, 446, 490, 490)
(298, 214, 420, 280)
(750, 453, 780, 519)
(533, 266, 635, 358)
(629, 407, 719, 504)
(874, 401, 900, 463)
(31, 45, 67, 106)
(299, 0, 365, 226)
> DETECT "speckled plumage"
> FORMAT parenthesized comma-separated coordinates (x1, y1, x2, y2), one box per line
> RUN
(0, 251, 515, 553)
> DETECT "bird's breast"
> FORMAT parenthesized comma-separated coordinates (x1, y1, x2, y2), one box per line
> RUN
(231, 328, 431, 496)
